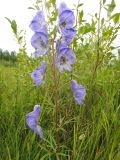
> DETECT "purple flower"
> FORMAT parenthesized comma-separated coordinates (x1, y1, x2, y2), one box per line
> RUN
(30, 11, 49, 57)
(57, 2, 76, 46)
(31, 32, 49, 57)
(71, 80, 86, 106)
(31, 61, 47, 86)
(58, 2, 75, 32)
(26, 105, 43, 139)
(56, 41, 76, 72)
(62, 28, 76, 44)
(30, 11, 46, 32)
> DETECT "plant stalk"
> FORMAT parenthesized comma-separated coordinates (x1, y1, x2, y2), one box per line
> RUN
(91, 0, 102, 82)
(51, 37, 59, 150)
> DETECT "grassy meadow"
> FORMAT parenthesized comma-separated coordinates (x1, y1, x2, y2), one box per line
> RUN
(0, 49, 120, 160)
(1, 0, 120, 159)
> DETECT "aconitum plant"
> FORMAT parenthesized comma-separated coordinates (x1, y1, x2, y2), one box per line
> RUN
(26, 2, 86, 140)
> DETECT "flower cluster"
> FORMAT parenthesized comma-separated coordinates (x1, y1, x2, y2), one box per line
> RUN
(58, 2, 76, 44)
(30, 11, 48, 87)
(57, 3, 86, 105)
(56, 2, 76, 72)
(30, 11, 49, 57)
(26, 2, 87, 140)
(26, 11, 49, 139)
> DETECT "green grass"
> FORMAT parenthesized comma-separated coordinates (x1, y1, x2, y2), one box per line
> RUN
(0, 56, 120, 160)
(1, 0, 120, 158)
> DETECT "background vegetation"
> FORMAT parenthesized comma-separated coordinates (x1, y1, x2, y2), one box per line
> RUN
(0, 0, 120, 159)
(0, 48, 17, 62)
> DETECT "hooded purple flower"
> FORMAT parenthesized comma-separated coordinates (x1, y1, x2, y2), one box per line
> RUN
(56, 41, 76, 72)
(31, 32, 49, 57)
(61, 28, 76, 44)
(30, 11, 46, 32)
(58, 2, 75, 31)
(57, 2, 76, 45)
(71, 80, 86, 106)
(31, 61, 47, 86)
(26, 105, 43, 139)
(30, 11, 49, 57)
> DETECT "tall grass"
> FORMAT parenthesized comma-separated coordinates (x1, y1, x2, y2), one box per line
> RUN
(0, 51, 120, 160)
(1, 0, 120, 159)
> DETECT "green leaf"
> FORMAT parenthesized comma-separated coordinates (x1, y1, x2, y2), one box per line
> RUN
(110, 13, 120, 24)
(5, 17, 12, 24)
(79, 10, 84, 24)
(11, 20, 17, 34)
(5, 18, 17, 35)
(107, 0, 116, 13)
(18, 36, 23, 43)
(77, 3, 84, 8)
(101, 18, 104, 25)
(28, 7, 35, 10)
(103, 0, 106, 4)
(51, 0, 56, 4)
(79, 23, 95, 35)
(95, 13, 98, 19)
(49, 26, 56, 37)
(111, 35, 117, 42)
(118, 49, 120, 56)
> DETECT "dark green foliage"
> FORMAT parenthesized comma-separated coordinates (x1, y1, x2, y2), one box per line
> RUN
(0, 48, 17, 62)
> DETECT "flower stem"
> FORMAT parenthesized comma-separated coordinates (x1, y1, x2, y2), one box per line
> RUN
(51, 37, 59, 150)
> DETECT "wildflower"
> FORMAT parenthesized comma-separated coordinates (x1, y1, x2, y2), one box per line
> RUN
(29, 11, 46, 32)
(31, 32, 49, 57)
(30, 11, 49, 57)
(71, 80, 86, 106)
(31, 61, 47, 86)
(56, 41, 76, 72)
(58, 2, 75, 32)
(61, 28, 76, 44)
(26, 105, 43, 139)
(56, 3, 76, 72)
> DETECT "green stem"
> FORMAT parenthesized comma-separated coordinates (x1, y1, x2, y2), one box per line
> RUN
(91, 0, 102, 82)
